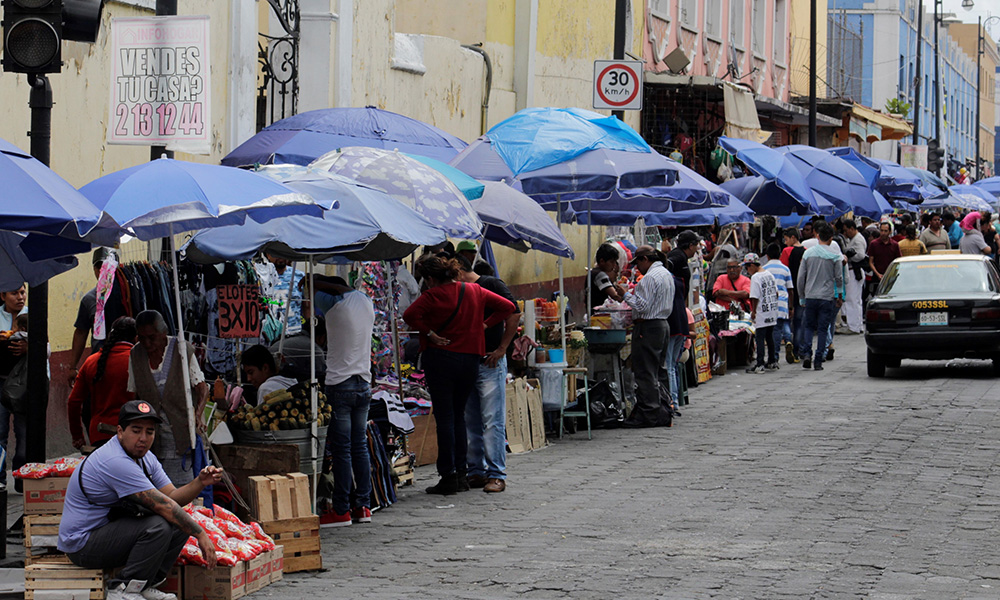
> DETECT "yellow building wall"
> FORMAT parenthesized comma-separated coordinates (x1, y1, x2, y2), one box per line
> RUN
(0, 0, 233, 353)
(789, 0, 828, 99)
(948, 23, 997, 174)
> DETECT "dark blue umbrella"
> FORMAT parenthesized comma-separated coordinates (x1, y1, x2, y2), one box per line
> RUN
(974, 176, 1000, 199)
(866, 157, 924, 202)
(717, 137, 817, 213)
(906, 167, 950, 200)
(450, 136, 679, 203)
(827, 147, 880, 187)
(484, 107, 651, 175)
(570, 195, 754, 227)
(778, 145, 891, 218)
(0, 231, 78, 290)
(719, 175, 835, 216)
(0, 138, 119, 245)
(222, 106, 468, 167)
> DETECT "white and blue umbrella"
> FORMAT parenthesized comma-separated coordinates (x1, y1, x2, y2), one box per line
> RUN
(974, 176, 1000, 199)
(79, 158, 321, 469)
(310, 146, 483, 239)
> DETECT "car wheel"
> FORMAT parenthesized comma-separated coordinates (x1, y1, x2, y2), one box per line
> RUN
(885, 356, 901, 369)
(867, 349, 885, 378)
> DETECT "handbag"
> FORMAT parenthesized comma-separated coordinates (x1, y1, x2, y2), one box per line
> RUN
(1, 357, 29, 415)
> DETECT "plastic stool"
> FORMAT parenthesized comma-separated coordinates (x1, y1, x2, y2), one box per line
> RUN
(559, 367, 591, 439)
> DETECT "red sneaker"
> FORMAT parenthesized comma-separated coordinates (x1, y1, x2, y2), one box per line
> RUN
(320, 510, 352, 528)
(351, 506, 372, 523)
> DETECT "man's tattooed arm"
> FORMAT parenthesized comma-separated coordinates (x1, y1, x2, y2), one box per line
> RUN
(126, 488, 204, 537)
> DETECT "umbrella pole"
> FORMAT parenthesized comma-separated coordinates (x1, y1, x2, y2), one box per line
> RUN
(557, 197, 567, 361)
(387, 265, 405, 419)
(277, 261, 297, 358)
(169, 224, 199, 474)
(587, 200, 592, 324)
(308, 260, 319, 510)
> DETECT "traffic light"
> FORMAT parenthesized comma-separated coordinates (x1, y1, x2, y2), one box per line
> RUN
(2, 0, 104, 73)
(927, 139, 945, 174)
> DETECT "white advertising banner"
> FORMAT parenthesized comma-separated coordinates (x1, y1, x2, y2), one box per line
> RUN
(899, 144, 927, 170)
(108, 16, 211, 154)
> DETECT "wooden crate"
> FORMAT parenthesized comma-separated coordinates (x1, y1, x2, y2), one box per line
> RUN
(25, 553, 73, 567)
(391, 455, 414, 486)
(247, 473, 312, 521)
(261, 516, 322, 574)
(25, 514, 61, 549)
(25, 563, 104, 600)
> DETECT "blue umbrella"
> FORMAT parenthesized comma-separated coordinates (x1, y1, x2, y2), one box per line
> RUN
(974, 176, 1000, 199)
(0, 231, 78, 290)
(485, 107, 651, 175)
(183, 166, 446, 263)
(572, 195, 755, 227)
(471, 181, 574, 258)
(717, 137, 817, 213)
(0, 138, 119, 245)
(778, 145, 891, 218)
(943, 184, 996, 212)
(310, 146, 483, 239)
(826, 147, 880, 187)
(221, 106, 468, 167)
(906, 167, 950, 200)
(404, 153, 484, 200)
(450, 136, 680, 202)
(79, 158, 320, 240)
(867, 157, 924, 202)
(719, 175, 835, 216)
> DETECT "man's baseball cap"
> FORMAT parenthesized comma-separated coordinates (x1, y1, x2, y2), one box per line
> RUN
(456, 240, 478, 253)
(629, 246, 658, 264)
(119, 400, 164, 426)
(676, 230, 701, 247)
(741, 253, 761, 266)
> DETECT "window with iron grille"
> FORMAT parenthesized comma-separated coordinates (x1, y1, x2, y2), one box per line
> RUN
(680, 0, 697, 30)
(705, 0, 722, 40)
(751, 0, 766, 56)
(730, 0, 746, 50)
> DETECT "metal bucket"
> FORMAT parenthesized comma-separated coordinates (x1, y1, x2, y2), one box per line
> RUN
(233, 426, 328, 475)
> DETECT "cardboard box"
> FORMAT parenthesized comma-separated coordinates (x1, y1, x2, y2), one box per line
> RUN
(160, 566, 182, 597)
(184, 563, 245, 600)
(505, 379, 532, 453)
(23, 477, 69, 515)
(525, 378, 547, 451)
(244, 552, 271, 593)
(408, 414, 437, 467)
(269, 546, 284, 583)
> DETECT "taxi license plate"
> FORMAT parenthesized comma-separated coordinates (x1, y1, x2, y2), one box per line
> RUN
(919, 311, 948, 326)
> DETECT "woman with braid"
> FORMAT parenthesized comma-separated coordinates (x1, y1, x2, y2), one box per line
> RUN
(68, 317, 137, 450)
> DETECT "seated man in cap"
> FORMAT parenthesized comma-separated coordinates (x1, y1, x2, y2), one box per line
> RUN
(58, 400, 224, 600)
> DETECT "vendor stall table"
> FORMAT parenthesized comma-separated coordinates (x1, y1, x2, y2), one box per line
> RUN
(583, 328, 628, 418)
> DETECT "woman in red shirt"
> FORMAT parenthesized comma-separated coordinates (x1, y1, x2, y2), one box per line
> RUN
(67, 316, 137, 449)
(403, 256, 516, 496)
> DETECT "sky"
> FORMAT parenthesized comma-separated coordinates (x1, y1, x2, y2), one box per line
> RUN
(942, 0, 999, 39)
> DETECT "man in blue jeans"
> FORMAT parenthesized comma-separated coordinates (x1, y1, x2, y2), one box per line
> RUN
(311, 276, 376, 527)
(796, 223, 845, 371)
(457, 257, 520, 494)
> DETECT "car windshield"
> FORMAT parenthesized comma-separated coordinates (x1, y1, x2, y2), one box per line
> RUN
(880, 260, 994, 296)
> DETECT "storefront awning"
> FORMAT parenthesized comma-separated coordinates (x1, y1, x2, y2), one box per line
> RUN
(849, 103, 912, 141)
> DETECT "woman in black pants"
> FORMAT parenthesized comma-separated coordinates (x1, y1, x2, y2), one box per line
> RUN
(403, 256, 516, 495)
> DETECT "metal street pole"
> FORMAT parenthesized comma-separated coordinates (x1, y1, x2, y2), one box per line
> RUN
(976, 16, 982, 178)
(612, 0, 627, 122)
(809, 0, 817, 145)
(933, 0, 941, 142)
(913, 0, 923, 143)
(151, 0, 177, 162)
(26, 74, 52, 465)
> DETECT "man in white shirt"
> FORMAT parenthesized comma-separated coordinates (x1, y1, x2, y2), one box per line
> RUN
(622, 246, 675, 429)
(310, 276, 376, 528)
(240, 345, 297, 402)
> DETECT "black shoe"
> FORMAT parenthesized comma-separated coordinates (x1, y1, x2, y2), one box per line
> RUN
(456, 477, 471, 492)
(673, 409, 682, 417)
(814, 364, 824, 371)
(826, 348, 835, 361)
(802, 358, 812, 369)
(426, 474, 459, 496)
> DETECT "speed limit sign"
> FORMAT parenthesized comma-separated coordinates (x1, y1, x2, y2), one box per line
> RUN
(593, 60, 643, 110)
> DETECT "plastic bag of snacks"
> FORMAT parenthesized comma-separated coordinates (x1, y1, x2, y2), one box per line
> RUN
(249, 522, 276, 550)
(13, 463, 52, 479)
(179, 538, 208, 567)
(214, 518, 249, 540)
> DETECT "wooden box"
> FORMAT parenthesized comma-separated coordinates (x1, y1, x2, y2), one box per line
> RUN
(269, 547, 284, 584)
(407, 413, 437, 467)
(247, 473, 312, 522)
(184, 563, 245, 600)
(261, 516, 322, 573)
(25, 553, 73, 567)
(23, 477, 69, 515)
(24, 563, 104, 600)
(244, 552, 272, 593)
(24, 514, 61, 555)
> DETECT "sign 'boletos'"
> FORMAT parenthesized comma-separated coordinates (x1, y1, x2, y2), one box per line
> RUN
(593, 59, 643, 111)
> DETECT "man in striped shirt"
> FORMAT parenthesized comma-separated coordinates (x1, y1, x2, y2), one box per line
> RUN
(762, 243, 795, 364)
(622, 246, 675, 429)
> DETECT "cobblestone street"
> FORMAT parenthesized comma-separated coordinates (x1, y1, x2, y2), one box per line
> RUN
(263, 334, 1000, 599)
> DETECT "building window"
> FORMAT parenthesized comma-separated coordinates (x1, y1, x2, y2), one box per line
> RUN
(680, 0, 697, 30)
(649, 0, 671, 21)
(730, 0, 746, 49)
(704, 0, 722, 40)
(899, 55, 906, 97)
(751, 0, 766, 56)
(773, 0, 787, 64)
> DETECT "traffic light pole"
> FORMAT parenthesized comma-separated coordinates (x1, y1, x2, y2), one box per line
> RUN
(913, 0, 923, 144)
(26, 73, 52, 465)
(151, 0, 177, 162)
